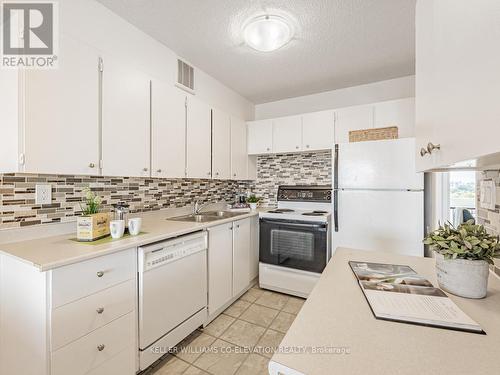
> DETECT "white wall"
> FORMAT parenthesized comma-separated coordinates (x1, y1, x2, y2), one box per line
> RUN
(255, 76, 415, 119)
(60, 0, 254, 120)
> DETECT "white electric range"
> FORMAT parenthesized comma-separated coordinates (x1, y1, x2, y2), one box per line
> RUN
(259, 185, 332, 298)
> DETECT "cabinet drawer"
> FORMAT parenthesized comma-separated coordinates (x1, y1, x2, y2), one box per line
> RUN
(51, 312, 135, 375)
(85, 345, 136, 375)
(51, 249, 135, 308)
(51, 279, 135, 350)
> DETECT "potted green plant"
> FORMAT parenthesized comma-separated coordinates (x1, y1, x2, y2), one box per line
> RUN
(424, 220, 500, 298)
(247, 194, 261, 210)
(77, 188, 110, 241)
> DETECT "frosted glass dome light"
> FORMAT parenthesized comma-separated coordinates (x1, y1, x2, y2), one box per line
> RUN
(243, 15, 293, 52)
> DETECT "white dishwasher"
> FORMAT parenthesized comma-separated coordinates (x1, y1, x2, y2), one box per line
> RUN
(138, 231, 208, 370)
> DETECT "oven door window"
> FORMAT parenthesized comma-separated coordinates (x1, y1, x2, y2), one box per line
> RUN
(260, 219, 327, 273)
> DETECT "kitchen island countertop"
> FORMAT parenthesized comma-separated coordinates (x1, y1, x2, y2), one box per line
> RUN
(269, 248, 500, 375)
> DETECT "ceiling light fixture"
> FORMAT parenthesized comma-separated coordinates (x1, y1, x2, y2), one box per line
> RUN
(243, 15, 293, 52)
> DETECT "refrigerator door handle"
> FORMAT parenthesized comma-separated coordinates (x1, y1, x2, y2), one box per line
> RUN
(334, 189, 339, 232)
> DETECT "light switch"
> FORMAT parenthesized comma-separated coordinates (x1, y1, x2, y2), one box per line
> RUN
(480, 180, 496, 210)
(35, 184, 52, 205)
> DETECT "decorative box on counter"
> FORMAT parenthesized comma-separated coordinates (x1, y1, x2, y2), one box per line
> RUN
(77, 213, 110, 242)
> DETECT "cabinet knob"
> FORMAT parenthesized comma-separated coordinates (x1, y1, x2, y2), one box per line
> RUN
(89, 163, 96, 168)
(143, 168, 148, 172)
(156, 169, 162, 173)
(96, 271, 104, 278)
(216, 172, 219, 176)
(236, 224, 240, 228)
(97, 344, 105, 352)
(427, 142, 441, 154)
(233, 173, 237, 177)
(96, 307, 104, 314)
(295, 146, 299, 149)
(420, 148, 429, 157)
(306, 145, 310, 148)
(207, 172, 211, 176)
(266, 148, 270, 151)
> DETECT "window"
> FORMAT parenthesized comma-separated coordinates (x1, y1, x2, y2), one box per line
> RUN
(448, 171, 476, 225)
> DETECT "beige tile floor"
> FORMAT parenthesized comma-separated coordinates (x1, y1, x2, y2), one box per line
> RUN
(144, 286, 305, 375)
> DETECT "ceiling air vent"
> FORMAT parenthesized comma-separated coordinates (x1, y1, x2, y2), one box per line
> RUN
(176, 59, 195, 93)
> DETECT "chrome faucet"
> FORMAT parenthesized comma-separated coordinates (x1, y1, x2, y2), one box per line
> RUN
(193, 200, 212, 215)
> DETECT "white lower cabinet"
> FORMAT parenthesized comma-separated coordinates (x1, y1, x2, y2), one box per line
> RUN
(0, 249, 137, 375)
(249, 215, 260, 281)
(208, 222, 234, 317)
(207, 216, 258, 321)
(233, 218, 251, 297)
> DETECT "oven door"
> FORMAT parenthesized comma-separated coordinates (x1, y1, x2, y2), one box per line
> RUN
(259, 218, 328, 273)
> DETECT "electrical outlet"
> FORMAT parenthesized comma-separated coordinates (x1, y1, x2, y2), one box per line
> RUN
(35, 184, 52, 205)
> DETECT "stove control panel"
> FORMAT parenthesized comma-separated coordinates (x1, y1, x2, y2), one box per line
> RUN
(277, 185, 332, 203)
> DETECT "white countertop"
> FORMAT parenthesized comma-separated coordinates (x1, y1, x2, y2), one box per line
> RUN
(269, 248, 500, 375)
(0, 209, 262, 271)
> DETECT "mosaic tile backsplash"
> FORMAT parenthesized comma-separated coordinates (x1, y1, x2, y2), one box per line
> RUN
(0, 173, 250, 230)
(250, 150, 332, 205)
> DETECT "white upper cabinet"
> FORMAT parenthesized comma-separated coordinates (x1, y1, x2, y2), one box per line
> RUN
(247, 120, 273, 155)
(374, 98, 415, 139)
(151, 82, 186, 178)
(230, 117, 248, 180)
(23, 35, 100, 175)
(415, 0, 500, 171)
(102, 59, 151, 177)
(302, 110, 335, 151)
(273, 115, 303, 153)
(212, 109, 231, 180)
(334, 105, 374, 144)
(186, 96, 212, 179)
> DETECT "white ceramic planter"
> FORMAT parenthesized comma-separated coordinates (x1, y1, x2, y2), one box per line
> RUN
(249, 203, 258, 210)
(435, 253, 490, 299)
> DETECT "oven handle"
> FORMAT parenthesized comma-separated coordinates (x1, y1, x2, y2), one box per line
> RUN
(260, 219, 327, 230)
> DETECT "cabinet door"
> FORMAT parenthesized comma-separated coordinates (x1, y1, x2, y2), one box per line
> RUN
(273, 115, 302, 153)
(302, 110, 335, 151)
(230, 117, 248, 180)
(151, 83, 186, 178)
(233, 218, 251, 297)
(24, 35, 100, 175)
(247, 120, 273, 155)
(249, 216, 259, 281)
(102, 59, 151, 177)
(212, 109, 231, 180)
(334, 105, 374, 144)
(208, 223, 234, 315)
(186, 96, 212, 179)
(374, 98, 415, 138)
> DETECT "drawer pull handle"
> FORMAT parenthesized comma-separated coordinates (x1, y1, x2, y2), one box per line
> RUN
(96, 307, 104, 314)
(97, 344, 105, 352)
(96, 271, 104, 278)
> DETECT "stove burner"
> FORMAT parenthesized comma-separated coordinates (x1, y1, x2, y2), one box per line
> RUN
(302, 212, 326, 216)
(268, 209, 295, 214)
(312, 210, 328, 214)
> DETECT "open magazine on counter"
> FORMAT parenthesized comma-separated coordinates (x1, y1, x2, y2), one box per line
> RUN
(349, 261, 484, 334)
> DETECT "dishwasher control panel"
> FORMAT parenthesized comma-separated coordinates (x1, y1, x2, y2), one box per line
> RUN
(140, 231, 207, 272)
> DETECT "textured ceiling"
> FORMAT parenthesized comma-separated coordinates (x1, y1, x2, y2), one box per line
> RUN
(96, 0, 416, 104)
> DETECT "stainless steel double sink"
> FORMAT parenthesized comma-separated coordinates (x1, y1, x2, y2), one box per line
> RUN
(168, 210, 247, 223)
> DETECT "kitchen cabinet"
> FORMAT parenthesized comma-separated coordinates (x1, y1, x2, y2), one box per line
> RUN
(230, 117, 248, 180)
(273, 115, 303, 153)
(102, 59, 151, 177)
(302, 110, 335, 151)
(232, 218, 251, 297)
(212, 109, 231, 180)
(415, 0, 500, 171)
(151, 82, 186, 178)
(374, 98, 415, 139)
(247, 120, 273, 155)
(2, 35, 100, 175)
(249, 215, 260, 281)
(186, 96, 212, 179)
(334, 104, 374, 144)
(208, 222, 234, 318)
(0, 249, 137, 375)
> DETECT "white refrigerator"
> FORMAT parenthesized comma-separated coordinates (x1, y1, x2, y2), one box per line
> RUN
(333, 138, 424, 257)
